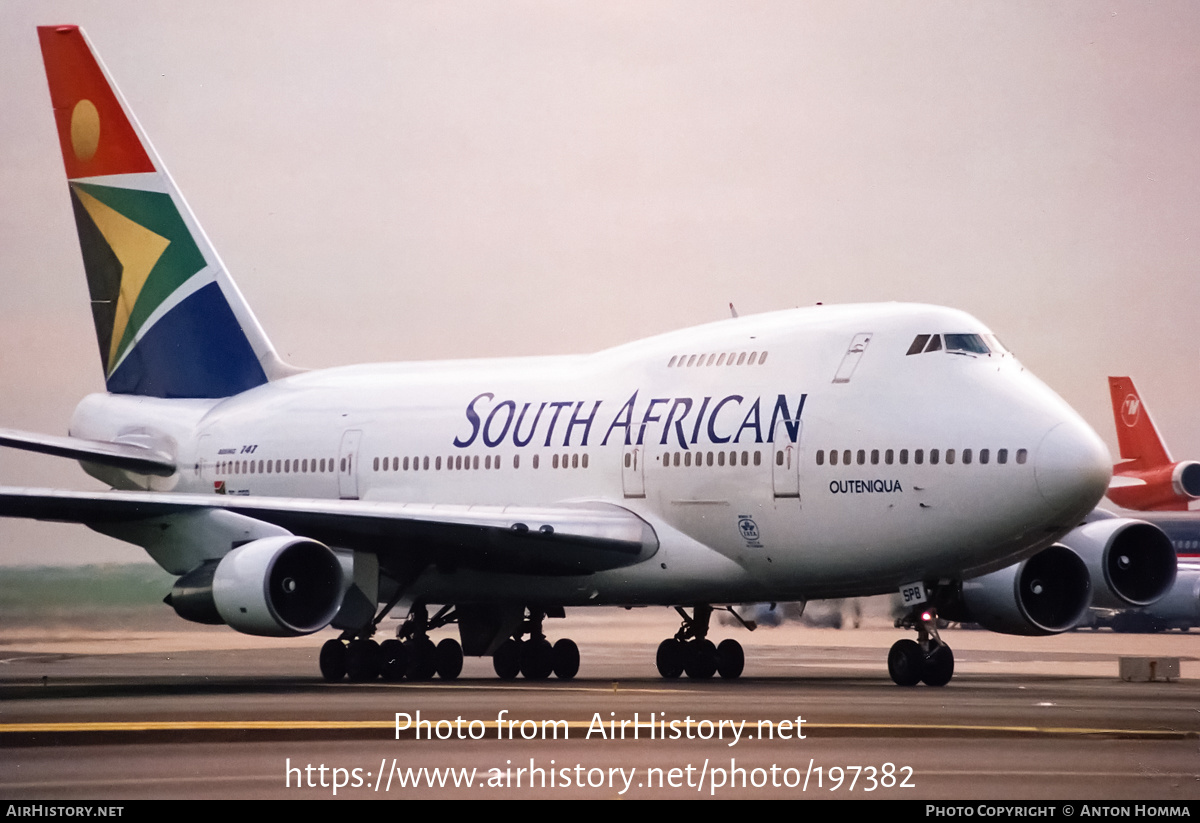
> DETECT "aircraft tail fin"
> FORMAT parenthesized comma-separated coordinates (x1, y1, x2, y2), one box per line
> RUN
(38, 26, 297, 399)
(1108, 376, 1172, 468)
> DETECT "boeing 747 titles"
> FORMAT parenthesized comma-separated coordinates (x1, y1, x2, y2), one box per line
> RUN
(0, 26, 1119, 686)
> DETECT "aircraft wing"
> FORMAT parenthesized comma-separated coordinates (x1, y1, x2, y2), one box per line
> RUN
(0, 487, 658, 575)
(0, 428, 175, 477)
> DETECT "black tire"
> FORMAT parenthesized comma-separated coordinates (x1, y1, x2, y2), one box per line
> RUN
(921, 643, 954, 687)
(552, 638, 580, 680)
(887, 639, 924, 686)
(435, 638, 464, 681)
(345, 639, 381, 682)
(379, 639, 408, 682)
(319, 639, 347, 682)
(520, 638, 554, 680)
(716, 638, 745, 679)
(656, 639, 684, 679)
(406, 637, 438, 681)
(493, 639, 522, 680)
(684, 639, 717, 679)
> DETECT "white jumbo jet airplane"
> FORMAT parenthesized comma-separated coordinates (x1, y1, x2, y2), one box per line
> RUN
(0, 26, 1114, 687)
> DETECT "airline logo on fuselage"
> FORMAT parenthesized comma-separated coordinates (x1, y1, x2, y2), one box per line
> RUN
(453, 391, 806, 450)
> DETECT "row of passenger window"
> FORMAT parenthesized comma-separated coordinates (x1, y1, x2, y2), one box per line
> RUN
(216, 457, 339, 475)
(660, 450, 763, 467)
(667, 350, 769, 368)
(815, 447, 1027, 466)
(372, 453, 591, 472)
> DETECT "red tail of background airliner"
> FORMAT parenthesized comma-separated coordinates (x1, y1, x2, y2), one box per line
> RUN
(1107, 376, 1200, 511)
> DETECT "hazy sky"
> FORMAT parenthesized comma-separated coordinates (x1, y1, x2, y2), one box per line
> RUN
(2, 1, 1200, 565)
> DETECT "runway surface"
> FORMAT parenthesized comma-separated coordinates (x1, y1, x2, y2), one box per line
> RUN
(2, 610, 1199, 799)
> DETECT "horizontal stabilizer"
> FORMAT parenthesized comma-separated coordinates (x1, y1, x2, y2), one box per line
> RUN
(0, 488, 658, 575)
(0, 428, 175, 477)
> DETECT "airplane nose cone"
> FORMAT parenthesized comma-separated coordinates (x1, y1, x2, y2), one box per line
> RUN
(1034, 421, 1111, 517)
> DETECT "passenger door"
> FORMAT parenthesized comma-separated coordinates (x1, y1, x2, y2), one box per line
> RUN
(338, 429, 362, 500)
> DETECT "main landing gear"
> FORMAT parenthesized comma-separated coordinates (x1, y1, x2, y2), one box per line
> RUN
(888, 605, 954, 687)
(656, 604, 746, 680)
(319, 603, 464, 683)
(492, 608, 580, 681)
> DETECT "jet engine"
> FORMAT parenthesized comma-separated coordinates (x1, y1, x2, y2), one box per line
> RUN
(1057, 516, 1176, 608)
(167, 536, 345, 636)
(946, 515, 1176, 635)
(954, 544, 1091, 635)
(1108, 460, 1200, 511)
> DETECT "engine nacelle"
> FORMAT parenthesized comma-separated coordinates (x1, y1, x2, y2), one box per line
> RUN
(1057, 517, 1177, 608)
(1108, 461, 1200, 511)
(958, 545, 1091, 635)
(169, 537, 345, 637)
(1173, 462, 1200, 499)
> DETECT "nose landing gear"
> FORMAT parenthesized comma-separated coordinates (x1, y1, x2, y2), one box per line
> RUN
(888, 606, 954, 687)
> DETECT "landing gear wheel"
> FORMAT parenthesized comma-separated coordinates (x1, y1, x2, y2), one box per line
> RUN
(319, 639, 347, 682)
(716, 639, 744, 679)
(346, 639, 381, 682)
(685, 639, 718, 680)
(520, 638, 554, 680)
(656, 639, 685, 679)
(921, 644, 954, 687)
(435, 638, 464, 681)
(493, 639, 522, 680)
(887, 639, 924, 687)
(406, 637, 438, 681)
(552, 638, 580, 680)
(379, 639, 408, 682)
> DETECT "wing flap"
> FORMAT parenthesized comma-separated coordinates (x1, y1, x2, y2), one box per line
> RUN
(0, 487, 658, 575)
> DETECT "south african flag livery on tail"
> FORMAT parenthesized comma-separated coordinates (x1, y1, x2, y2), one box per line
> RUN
(38, 26, 286, 398)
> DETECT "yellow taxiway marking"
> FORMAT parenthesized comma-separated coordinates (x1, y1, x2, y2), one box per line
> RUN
(1, 720, 1195, 738)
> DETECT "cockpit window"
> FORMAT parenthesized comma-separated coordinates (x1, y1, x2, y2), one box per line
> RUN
(908, 332, 1002, 357)
(906, 334, 931, 356)
(983, 334, 1009, 355)
(944, 334, 990, 355)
